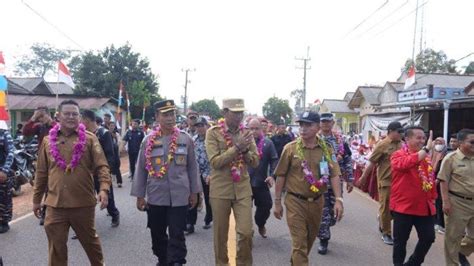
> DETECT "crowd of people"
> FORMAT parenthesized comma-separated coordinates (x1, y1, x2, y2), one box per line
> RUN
(0, 97, 472, 266)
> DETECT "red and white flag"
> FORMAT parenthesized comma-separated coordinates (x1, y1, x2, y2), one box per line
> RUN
(404, 65, 416, 90)
(58, 60, 75, 88)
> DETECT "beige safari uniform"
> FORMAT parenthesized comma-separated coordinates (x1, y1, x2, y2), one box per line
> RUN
(206, 124, 259, 266)
(369, 137, 402, 235)
(274, 138, 341, 266)
(438, 149, 474, 265)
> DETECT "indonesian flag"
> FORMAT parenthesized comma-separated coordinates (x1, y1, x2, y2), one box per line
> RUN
(314, 99, 321, 105)
(58, 60, 75, 88)
(404, 65, 416, 90)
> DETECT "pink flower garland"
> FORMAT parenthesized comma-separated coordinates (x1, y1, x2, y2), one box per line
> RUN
(256, 132, 265, 159)
(296, 136, 332, 193)
(402, 144, 435, 192)
(333, 131, 346, 158)
(145, 126, 180, 179)
(49, 123, 87, 173)
(218, 118, 244, 182)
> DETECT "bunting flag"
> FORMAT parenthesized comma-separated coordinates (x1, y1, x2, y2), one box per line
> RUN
(0, 51, 10, 129)
(58, 60, 75, 88)
(125, 91, 131, 124)
(404, 65, 416, 90)
(116, 81, 124, 123)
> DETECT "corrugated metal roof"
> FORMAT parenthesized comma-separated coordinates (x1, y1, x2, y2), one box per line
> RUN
(322, 99, 356, 113)
(7, 79, 30, 94)
(8, 95, 111, 110)
(359, 86, 382, 105)
(405, 73, 474, 90)
(47, 82, 74, 95)
(344, 92, 355, 102)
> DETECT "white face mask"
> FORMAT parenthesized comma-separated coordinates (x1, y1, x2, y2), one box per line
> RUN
(434, 144, 445, 152)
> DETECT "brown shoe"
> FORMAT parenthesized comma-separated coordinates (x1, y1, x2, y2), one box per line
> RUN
(258, 226, 267, 238)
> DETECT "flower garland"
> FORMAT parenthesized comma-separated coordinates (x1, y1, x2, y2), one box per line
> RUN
(49, 123, 87, 173)
(296, 135, 333, 193)
(333, 131, 346, 158)
(145, 126, 180, 179)
(403, 144, 435, 192)
(218, 118, 244, 182)
(256, 132, 265, 159)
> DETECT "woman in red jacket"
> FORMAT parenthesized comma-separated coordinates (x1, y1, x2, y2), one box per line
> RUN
(390, 126, 437, 266)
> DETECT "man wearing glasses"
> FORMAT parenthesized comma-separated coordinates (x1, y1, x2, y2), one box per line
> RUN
(438, 128, 474, 266)
(356, 121, 404, 245)
(186, 110, 199, 138)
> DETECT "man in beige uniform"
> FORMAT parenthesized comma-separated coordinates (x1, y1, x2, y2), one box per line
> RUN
(356, 121, 403, 245)
(273, 111, 343, 266)
(33, 100, 111, 266)
(206, 99, 259, 266)
(439, 128, 474, 266)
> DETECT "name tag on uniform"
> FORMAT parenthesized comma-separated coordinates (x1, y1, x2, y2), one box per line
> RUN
(320, 161, 329, 176)
(177, 147, 186, 153)
(331, 154, 337, 162)
(457, 164, 466, 167)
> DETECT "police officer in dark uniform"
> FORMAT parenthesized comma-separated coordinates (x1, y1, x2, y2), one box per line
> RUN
(271, 122, 293, 158)
(123, 119, 145, 180)
(0, 129, 14, 233)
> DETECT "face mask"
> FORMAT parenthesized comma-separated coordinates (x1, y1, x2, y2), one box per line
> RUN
(434, 144, 445, 152)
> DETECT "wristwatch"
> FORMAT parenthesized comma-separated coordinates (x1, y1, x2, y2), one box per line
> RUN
(336, 197, 344, 203)
(422, 146, 430, 153)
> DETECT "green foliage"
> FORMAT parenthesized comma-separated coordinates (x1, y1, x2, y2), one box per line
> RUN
(71, 43, 160, 121)
(403, 48, 457, 74)
(15, 43, 71, 77)
(262, 96, 293, 124)
(189, 99, 221, 120)
(464, 61, 474, 75)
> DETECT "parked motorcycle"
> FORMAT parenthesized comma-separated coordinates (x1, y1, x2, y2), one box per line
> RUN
(11, 136, 38, 196)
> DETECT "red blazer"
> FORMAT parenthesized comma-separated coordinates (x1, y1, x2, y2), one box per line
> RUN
(390, 148, 437, 216)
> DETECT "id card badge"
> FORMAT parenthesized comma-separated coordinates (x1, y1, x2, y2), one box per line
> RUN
(320, 161, 330, 176)
(331, 154, 337, 162)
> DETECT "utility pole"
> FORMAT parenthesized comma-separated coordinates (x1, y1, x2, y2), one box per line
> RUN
(181, 68, 195, 115)
(295, 47, 311, 112)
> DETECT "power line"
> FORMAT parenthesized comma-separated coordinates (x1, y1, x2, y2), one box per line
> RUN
(21, 0, 84, 50)
(344, 0, 390, 38)
(356, 0, 410, 38)
(455, 52, 474, 63)
(373, 0, 429, 38)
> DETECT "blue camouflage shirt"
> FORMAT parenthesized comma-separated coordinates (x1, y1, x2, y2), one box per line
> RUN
(0, 130, 14, 174)
(321, 133, 353, 182)
(193, 134, 211, 178)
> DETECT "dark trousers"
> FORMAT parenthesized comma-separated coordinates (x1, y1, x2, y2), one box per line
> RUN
(435, 182, 444, 228)
(186, 194, 200, 226)
(252, 186, 272, 228)
(392, 211, 435, 266)
(94, 177, 120, 218)
(113, 145, 123, 184)
(201, 177, 212, 225)
(128, 152, 139, 179)
(0, 177, 12, 223)
(147, 205, 188, 265)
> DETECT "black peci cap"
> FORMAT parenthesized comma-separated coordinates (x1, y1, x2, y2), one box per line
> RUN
(296, 111, 320, 124)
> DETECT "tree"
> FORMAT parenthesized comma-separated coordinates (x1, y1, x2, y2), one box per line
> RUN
(15, 43, 71, 77)
(403, 48, 457, 74)
(71, 43, 160, 121)
(464, 61, 474, 75)
(262, 96, 293, 125)
(189, 99, 221, 120)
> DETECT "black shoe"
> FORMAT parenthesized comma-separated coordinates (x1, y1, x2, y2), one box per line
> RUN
(71, 235, 78, 240)
(459, 253, 471, 266)
(118, 183, 122, 188)
(39, 216, 45, 226)
(185, 224, 195, 234)
(203, 223, 212, 229)
(382, 234, 394, 245)
(0, 223, 10, 234)
(111, 214, 120, 227)
(318, 239, 329, 255)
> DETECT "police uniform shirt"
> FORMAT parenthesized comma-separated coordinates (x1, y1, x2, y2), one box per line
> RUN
(131, 131, 202, 207)
(123, 129, 145, 154)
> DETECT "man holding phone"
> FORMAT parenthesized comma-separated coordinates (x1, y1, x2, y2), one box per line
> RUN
(247, 118, 278, 238)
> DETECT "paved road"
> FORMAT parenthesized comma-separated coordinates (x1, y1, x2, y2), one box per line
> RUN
(1, 181, 467, 266)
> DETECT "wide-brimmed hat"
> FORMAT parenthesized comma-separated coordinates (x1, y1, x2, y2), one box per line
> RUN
(222, 98, 245, 112)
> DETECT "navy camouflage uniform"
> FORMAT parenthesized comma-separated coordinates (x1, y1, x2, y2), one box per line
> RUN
(318, 133, 352, 241)
(0, 130, 15, 226)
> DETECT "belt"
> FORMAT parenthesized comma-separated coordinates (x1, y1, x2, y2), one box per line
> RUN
(449, 191, 473, 201)
(287, 191, 322, 202)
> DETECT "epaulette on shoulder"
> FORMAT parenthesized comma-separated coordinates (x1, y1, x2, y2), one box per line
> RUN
(209, 125, 221, 131)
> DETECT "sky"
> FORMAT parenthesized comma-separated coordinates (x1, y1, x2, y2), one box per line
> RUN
(2, 0, 473, 115)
